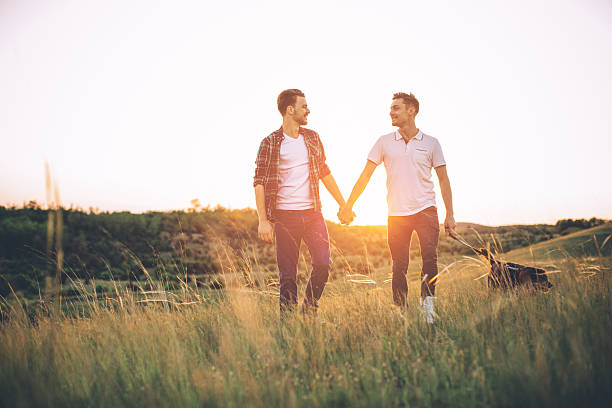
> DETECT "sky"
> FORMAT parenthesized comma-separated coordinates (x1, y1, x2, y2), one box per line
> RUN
(1, 0, 611, 226)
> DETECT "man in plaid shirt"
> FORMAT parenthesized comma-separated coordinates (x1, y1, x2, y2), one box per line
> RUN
(254, 89, 352, 314)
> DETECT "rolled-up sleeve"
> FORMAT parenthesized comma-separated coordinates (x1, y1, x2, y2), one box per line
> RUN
(253, 138, 269, 187)
(316, 134, 331, 179)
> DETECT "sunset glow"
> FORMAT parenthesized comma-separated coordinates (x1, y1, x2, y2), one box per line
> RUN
(1, 0, 611, 225)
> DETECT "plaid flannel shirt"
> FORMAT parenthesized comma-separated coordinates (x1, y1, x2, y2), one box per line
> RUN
(254, 126, 331, 222)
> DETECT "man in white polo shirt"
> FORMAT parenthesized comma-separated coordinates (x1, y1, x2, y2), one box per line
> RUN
(339, 92, 456, 323)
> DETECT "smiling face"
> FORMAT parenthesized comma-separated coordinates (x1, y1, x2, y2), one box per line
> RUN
(389, 98, 416, 128)
(287, 96, 310, 126)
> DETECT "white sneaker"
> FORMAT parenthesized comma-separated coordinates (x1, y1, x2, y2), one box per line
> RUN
(420, 296, 437, 324)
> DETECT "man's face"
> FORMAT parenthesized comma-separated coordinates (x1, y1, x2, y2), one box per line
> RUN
(389, 99, 414, 127)
(289, 96, 310, 125)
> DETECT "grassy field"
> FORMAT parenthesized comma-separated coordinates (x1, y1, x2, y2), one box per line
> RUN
(1, 226, 611, 407)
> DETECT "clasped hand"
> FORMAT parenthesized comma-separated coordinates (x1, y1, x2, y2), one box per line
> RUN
(337, 205, 356, 225)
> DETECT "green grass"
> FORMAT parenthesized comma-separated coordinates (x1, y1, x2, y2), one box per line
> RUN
(505, 223, 612, 263)
(1, 233, 611, 407)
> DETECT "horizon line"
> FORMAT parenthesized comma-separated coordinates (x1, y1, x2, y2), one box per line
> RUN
(2, 200, 610, 229)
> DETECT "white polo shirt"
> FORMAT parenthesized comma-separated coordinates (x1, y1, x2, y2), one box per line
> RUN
(276, 133, 314, 210)
(367, 130, 446, 216)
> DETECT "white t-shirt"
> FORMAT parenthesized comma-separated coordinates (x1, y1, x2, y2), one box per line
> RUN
(368, 130, 446, 216)
(276, 133, 314, 210)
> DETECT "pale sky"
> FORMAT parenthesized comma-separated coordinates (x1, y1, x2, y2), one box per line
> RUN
(1, 0, 611, 226)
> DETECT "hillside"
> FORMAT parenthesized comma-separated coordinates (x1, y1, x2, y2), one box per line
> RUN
(504, 223, 612, 264)
(1, 218, 610, 407)
(0, 204, 607, 298)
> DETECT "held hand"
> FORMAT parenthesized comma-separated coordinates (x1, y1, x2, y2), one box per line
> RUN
(258, 219, 274, 244)
(444, 214, 456, 237)
(337, 205, 356, 225)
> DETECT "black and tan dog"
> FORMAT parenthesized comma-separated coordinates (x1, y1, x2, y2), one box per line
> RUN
(477, 248, 553, 291)
(450, 233, 553, 291)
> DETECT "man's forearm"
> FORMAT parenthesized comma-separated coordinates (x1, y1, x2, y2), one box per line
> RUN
(346, 163, 376, 208)
(321, 174, 346, 207)
(440, 179, 454, 217)
(254, 184, 268, 222)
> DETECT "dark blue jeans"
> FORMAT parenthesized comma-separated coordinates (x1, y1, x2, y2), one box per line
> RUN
(274, 209, 331, 312)
(388, 206, 440, 306)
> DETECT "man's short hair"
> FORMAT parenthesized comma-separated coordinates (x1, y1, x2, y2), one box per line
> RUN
(277, 89, 305, 115)
(393, 92, 419, 115)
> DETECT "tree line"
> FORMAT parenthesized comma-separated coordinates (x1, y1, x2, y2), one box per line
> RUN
(0, 202, 606, 297)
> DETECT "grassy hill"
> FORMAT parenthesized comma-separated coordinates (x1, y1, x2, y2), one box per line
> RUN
(2, 205, 582, 298)
(504, 223, 612, 264)
(1, 237, 610, 407)
(1, 212, 611, 406)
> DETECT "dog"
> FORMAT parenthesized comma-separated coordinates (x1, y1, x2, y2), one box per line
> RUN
(478, 248, 553, 291)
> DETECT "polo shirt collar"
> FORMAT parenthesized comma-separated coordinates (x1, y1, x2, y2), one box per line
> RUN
(394, 129, 423, 141)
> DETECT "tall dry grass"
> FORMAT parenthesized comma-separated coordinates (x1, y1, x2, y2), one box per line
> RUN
(1, 238, 610, 407)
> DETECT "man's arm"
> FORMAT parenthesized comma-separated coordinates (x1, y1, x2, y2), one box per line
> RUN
(338, 160, 377, 223)
(253, 136, 274, 244)
(434, 165, 456, 236)
(254, 184, 274, 244)
(321, 173, 346, 207)
(321, 173, 355, 224)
